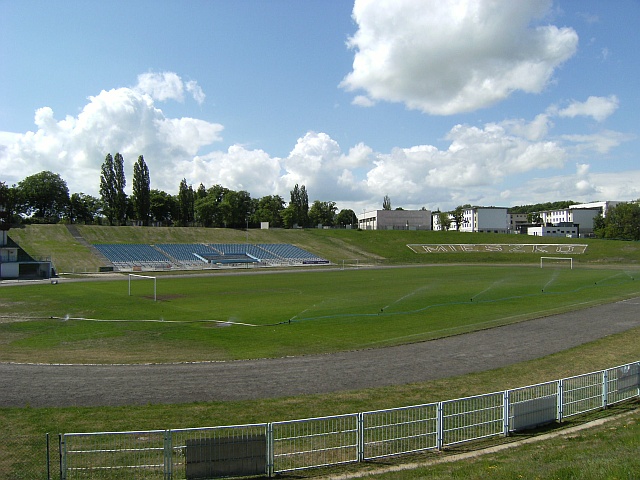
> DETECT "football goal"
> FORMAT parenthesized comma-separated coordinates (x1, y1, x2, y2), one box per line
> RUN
(128, 273, 157, 301)
(540, 257, 573, 269)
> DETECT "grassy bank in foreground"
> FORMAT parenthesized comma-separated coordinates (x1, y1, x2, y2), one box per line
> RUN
(355, 409, 639, 479)
(1, 325, 638, 478)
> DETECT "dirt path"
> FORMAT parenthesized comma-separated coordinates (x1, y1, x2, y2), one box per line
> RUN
(2, 297, 640, 408)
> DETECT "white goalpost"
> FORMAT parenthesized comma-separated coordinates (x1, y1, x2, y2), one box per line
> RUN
(128, 274, 157, 301)
(540, 257, 573, 269)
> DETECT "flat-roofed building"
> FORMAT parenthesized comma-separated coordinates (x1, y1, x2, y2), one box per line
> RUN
(358, 209, 432, 230)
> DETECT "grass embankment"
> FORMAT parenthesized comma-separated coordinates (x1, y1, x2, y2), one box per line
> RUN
(7, 224, 640, 273)
(1, 326, 639, 478)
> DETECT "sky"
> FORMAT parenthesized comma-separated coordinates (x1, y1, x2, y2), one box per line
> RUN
(1, 0, 639, 213)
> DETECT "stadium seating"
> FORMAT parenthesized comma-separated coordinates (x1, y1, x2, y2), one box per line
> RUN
(94, 243, 329, 271)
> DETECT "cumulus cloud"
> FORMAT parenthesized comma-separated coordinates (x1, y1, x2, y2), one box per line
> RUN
(0, 80, 223, 194)
(341, 0, 578, 115)
(135, 72, 206, 105)
(0, 73, 635, 213)
(557, 95, 619, 121)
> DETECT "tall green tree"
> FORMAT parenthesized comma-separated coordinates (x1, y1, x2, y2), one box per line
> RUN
(220, 190, 252, 228)
(149, 189, 175, 226)
(336, 208, 357, 227)
(451, 205, 466, 231)
(382, 195, 391, 210)
(194, 184, 228, 227)
(309, 200, 337, 227)
(67, 193, 100, 224)
(594, 201, 640, 240)
(286, 184, 309, 228)
(132, 155, 151, 226)
(18, 170, 69, 222)
(255, 195, 285, 228)
(0, 182, 11, 230)
(113, 153, 127, 225)
(178, 178, 195, 226)
(99, 153, 117, 225)
(438, 211, 452, 231)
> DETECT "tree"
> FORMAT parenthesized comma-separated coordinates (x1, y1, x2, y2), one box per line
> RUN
(113, 153, 127, 225)
(149, 189, 175, 226)
(309, 200, 337, 227)
(132, 155, 151, 226)
(220, 190, 252, 228)
(438, 211, 452, 231)
(67, 193, 100, 224)
(0, 182, 10, 231)
(255, 195, 285, 228)
(196, 183, 207, 201)
(99, 153, 117, 225)
(383, 195, 391, 210)
(451, 205, 466, 231)
(18, 170, 69, 222)
(177, 179, 195, 226)
(0, 182, 22, 229)
(594, 201, 640, 240)
(336, 209, 357, 228)
(286, 184, 309, 228)
(194, 184, 228, 227)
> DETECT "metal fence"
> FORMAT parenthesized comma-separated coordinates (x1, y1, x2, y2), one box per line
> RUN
(53, 360, 639, 479)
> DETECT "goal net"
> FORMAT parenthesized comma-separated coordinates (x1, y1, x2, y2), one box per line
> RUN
(128, 274, 157, 301)
(540, 257, 573, 269)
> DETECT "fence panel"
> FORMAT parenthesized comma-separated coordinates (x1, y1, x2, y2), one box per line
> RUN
(606, 362, 640, 406)
(508, 381, 558, 431)
(362, 403, 438, 459)
(169, 424, 268, 479)
(440, 392, 504, 448)
(562, 371, 603, 419)
(271, 414, 358, 473)
(61, 430, 166, 480)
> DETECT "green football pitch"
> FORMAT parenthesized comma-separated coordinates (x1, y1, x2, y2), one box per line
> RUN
(1, 264, 638, 363)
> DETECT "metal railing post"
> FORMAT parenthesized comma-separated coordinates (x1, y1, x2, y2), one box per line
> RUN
(267, 423, 274, 478)
(503, 390, 510, 436)
(59, 434, 66, 480)
(164, 429, 172, 480)
(436, 402, 443, 450)
(557, 379, 564, 423)
(357, 412, 365, 462)
(602, 369, 609, 410)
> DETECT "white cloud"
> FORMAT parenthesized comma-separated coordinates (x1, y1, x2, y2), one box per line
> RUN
(351, 95, 375, 107)
(0, 73, 635, 213)
(186, 80, 206, 105)
(341, 0, 578, 115)
(562, 130, 632, 154)
(0, 82, 223, 194)
(557, 95, 619, 121)
(135, 72, 206, 105)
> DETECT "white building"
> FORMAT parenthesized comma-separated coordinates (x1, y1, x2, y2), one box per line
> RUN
(460, 207, 509, 233)
(528, 224, 579, 237)
(537, 207, 601, 236)
(433, 207, 508, 233)
(358, 209, 431, 230)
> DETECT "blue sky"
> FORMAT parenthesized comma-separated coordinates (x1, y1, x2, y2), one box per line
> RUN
(1, 0, 638, 212)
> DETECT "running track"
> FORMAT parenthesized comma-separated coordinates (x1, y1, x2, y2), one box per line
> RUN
(2, 297, 640, 407)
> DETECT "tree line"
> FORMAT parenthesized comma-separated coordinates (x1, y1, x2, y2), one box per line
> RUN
(0, 153, 359, 229)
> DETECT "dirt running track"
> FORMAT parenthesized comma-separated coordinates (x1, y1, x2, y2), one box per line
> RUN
(2, 297, 640, 408)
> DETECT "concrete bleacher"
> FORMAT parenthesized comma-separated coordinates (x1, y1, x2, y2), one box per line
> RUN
(94, 243, 329, 271)
(94, 244, 173, 270)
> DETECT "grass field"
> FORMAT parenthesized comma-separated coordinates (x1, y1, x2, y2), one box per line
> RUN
(1, 264, 639, 363)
